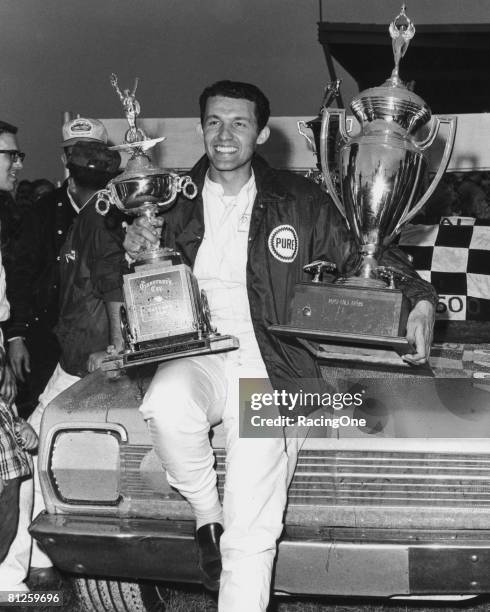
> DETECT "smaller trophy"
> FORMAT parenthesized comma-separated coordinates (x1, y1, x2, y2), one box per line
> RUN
(271, 6, 457, 365)
(96, 74, 238, 370)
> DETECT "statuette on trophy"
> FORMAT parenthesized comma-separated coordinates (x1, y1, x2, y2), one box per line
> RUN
(271, 6, 457, 364)
(110, 73, 146, 143)
(389, 4, 415, 83)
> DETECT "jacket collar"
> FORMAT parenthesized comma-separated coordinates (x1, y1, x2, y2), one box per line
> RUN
(189, 153, 292, 202)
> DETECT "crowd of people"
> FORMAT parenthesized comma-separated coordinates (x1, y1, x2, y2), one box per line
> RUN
(415, 170, 490, 223)
(0, 81, 438, 611)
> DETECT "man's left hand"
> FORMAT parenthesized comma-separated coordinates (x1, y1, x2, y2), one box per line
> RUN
(403, 299, 435, 365)
(87, 346, 121, 379)
(87, 351, 109, 373)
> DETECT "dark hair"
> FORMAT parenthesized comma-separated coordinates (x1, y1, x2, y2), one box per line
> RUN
(0, 120, 18, 135)
(31, 178, 55, 191)
(199, 80, 270, 131)
(67, 164, 118, 190)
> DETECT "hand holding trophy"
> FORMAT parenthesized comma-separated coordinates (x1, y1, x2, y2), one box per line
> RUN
(97, 74, 238, 371)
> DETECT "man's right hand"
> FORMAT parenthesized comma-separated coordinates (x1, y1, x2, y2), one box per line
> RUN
(123, 217, 163, 260)
(8, 338, 31, 382)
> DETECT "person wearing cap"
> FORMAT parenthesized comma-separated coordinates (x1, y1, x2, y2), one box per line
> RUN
(4, 135, 122, 590)
(6, 117, 109, 418)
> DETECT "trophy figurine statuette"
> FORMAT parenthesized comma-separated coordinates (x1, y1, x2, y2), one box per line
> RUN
(96, 74, 239, 370)
(271, 6, 457, 365)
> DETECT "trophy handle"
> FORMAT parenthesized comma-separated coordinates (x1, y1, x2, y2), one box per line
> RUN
(389, 116, 457, 238)
(297, 120, 315, 151)
(376, 266, 409, 289)
(95, 189, 113, 216)
(320, 108, 349, 222)
(179, 175, 198, 200)
(303, 260, 337, 283)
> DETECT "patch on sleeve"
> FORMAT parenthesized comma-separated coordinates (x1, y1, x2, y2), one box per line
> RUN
(268, 225, 298, 263)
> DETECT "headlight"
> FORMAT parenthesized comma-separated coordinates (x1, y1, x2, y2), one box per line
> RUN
(49, 430, 120, 504)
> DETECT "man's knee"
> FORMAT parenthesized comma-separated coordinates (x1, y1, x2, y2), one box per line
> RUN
(141, 358, 220, 422)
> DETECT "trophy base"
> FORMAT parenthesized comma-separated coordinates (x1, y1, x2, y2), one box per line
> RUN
(101, 333, 239, 371)
(288, 281, 411, 336)
(269, 325, 414, 367)
(269, 281, 414, 367)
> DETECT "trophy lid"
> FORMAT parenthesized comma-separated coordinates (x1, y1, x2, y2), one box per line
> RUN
(350, 5, 431, 134)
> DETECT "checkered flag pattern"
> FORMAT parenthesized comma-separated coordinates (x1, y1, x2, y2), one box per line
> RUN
(398, 217, 490, 321)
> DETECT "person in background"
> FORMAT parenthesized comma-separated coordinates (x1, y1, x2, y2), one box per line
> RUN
(30, 179, 55, 203)
(458, 178, 490, 220)
(0, 121, 26, 406)
(0, 120, 37, 597)
(15, 180, 33, 207)
(6, 135, 122, 591)
(6, 117, 109, 418)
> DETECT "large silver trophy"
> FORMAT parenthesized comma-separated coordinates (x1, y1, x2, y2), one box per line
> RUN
(97, 74, 238, 370)
(271, 6, 457, 365)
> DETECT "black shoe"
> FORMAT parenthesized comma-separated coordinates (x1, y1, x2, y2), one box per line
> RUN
(196, 522, 223, 592)
(27, 566, 61, 588)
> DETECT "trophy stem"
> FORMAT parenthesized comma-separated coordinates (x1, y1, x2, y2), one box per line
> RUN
(337, 246, 387, 289)
(134, 206, 181, 266)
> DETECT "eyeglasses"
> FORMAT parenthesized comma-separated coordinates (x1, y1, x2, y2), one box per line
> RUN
(0, 150, 26, 163)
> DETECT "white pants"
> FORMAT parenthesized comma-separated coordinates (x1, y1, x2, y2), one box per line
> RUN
(0, 364, 80, 588)
(140, 354, 299, 612)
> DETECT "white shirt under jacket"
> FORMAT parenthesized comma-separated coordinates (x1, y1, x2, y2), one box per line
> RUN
(193, 172, 268, 378)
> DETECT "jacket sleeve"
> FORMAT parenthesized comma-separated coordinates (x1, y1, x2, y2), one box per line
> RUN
(310, 191, 438, 308)
(4, 208, 44, 339)
(90, 212, 127, 303)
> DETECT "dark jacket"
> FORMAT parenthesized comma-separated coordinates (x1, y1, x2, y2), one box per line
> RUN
(5, 183, 77, 340)
(54, 200, 126, 377)
(163, 155, 438, 416)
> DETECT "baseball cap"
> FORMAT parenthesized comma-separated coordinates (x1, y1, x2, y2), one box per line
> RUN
(61, 117, 108, 146)
(66, 141, 121, 173)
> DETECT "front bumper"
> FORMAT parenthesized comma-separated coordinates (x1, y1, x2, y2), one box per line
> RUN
(31, 512, 490, 597)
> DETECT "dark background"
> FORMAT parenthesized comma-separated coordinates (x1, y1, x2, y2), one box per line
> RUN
(1, 0, 490, 182)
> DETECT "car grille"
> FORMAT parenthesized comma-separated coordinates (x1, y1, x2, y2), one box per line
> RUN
(120, 445, 490, 508)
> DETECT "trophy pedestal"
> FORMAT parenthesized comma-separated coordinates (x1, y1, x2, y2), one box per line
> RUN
(101, 332, 239, 371)
(269, 282, 414, 367)
(103, 259, 238, 371)
(123, 260, 203, 344)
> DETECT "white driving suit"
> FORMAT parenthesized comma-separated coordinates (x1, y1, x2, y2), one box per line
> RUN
(140, 174, 298, 612)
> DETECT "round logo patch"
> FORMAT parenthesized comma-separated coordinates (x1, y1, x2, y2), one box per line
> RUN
(268, 225, 298, 263)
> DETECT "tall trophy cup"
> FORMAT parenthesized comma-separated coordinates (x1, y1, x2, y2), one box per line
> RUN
(97, 74, 239, 370)
(271, 6, 457, 366)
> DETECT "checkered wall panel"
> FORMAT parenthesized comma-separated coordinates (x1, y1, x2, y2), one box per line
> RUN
(398, 217, 490, 321)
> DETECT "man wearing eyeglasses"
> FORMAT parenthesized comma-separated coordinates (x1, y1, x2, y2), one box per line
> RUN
(0, 119, 31, 596)
(0, 121, 25, 407)
(0, 121, 25, 192)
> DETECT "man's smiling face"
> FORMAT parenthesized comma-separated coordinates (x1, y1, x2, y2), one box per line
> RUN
(200, 96, 269, 181)
(0, 132, 23, 192)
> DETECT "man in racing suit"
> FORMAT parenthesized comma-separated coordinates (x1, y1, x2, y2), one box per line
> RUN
(124, 80, 437, 612)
